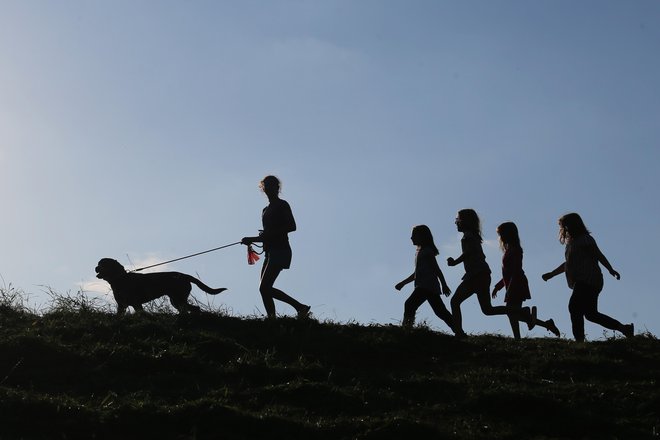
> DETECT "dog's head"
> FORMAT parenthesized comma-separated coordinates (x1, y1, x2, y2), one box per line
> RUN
(95, 258, 128, 282)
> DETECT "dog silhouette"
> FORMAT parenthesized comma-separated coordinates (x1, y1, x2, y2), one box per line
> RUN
(95, 258, 226, 314)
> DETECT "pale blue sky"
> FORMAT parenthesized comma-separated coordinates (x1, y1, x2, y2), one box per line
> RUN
(1, 1, 659, 339)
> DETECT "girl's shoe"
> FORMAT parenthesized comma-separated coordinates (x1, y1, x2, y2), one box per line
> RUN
(547, 319, 560, 337)
(297, 305, 311, 319)
(526, 306, 537, 331)
(623, 323, 634, 338)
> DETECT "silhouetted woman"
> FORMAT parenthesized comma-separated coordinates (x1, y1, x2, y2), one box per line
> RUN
(242, 176, 310, 319)
(447, 209, 510, 337)
(395, 225, 454, 332)
(492, 222, 560, 339)
(542, 213, 633, 341)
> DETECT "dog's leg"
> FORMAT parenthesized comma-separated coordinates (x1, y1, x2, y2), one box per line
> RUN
(172, 300, 198, 314)
(116, 304, 128, 315)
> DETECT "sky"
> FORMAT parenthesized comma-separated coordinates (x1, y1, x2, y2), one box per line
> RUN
(1, 1, 659, 340)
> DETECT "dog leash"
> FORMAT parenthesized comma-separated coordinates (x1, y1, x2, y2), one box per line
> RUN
(131, 241, 244, 272)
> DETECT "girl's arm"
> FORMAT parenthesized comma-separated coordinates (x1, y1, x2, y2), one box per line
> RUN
(542, 263, 565, 281)
(447, 254, 464, 267)
(448, 234, 476, 266)
(432, 258, 452, 296)
(395, 273, 415, 291)
(492, 278, 505, 298)
(595, 245, 621, 280)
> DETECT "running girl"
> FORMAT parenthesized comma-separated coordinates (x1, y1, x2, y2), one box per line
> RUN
(492, 221, 560, 339)
(542, 213, 633, 341)
(447, 209, 509, 337)
(395, 225, 454, 332)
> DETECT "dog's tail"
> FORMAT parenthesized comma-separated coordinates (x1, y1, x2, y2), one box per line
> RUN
(187, 275, 227, 295)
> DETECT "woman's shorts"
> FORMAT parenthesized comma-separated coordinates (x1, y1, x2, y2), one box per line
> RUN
(264, 247, 292, 270)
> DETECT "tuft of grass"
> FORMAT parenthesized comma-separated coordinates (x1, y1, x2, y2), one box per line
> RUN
(0, 283, 35, 315)
(42, 286, 113, 314)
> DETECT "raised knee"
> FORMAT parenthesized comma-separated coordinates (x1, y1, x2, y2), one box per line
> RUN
(583, 312, 598, 321)
(480, 304, 494, 315)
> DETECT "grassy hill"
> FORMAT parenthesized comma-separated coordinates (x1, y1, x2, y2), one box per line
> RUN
(0, 290, 658, 439)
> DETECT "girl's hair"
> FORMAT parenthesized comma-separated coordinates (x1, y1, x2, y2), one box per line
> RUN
(458, 209, 483, 242)
(412, 225, 439, 256)
(497, 222, 521, 252)
(259, 175, 281, 193)
(558, 212, 590, 244)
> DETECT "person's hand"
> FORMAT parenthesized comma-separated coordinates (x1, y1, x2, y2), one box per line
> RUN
(447, 257, 457, 267)
(442, 284, 452, 297)
(241, 237, 252, 245)
(610, 269, 621, 280)
(395, 282, 405, 291)
(541, 272, 553, 282)
(491, 288, 499, 299)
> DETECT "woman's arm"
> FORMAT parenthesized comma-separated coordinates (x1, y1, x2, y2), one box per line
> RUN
(241, 235, 262, 245)
(261, 201, 296, 241)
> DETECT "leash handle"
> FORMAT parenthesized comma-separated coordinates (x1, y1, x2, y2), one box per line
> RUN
(131, 241, 242, 272)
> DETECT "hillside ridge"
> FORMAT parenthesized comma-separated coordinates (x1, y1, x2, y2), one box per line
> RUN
(0, 302, 658, 439)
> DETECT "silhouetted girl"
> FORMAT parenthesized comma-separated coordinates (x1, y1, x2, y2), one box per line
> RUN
(542, 213, 633, 341)
(492, 222, 560, 339)
(242, 176, 310, 319)
(395, 225, 454, 332)
(447, 209, 509, 337)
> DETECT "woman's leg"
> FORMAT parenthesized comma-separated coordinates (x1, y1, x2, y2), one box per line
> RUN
(260, 261, 306, 318)
(403, 288, 427, 328)
(450, 281, 474, 336)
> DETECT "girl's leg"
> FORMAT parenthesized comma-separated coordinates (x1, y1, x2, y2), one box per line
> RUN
(474, 275, 509, 317)
(403, 288, 427, 328)
(568, 285, 587, 341)
(426, 292, 455, 332)
(260, 261, 307, 318)
(505, 300, 523, 339)
(534, 317, 561, 336)
(582, 287, 628, 335)
(450, 282, 474, 336)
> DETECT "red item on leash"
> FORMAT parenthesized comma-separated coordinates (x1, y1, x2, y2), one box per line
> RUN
(247, 245, 260, 265)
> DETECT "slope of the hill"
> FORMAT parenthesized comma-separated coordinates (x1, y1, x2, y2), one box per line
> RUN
(0, 303, 658, 439)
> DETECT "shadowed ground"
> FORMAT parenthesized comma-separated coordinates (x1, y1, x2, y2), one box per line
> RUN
(0, 298, 658, 439)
